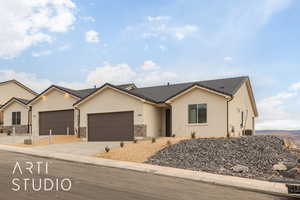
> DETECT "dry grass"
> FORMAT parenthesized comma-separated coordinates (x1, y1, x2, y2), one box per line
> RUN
(96, 137, 188, 163)
(10, 135, 83, 147)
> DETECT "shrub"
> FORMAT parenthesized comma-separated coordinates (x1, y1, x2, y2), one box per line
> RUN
(151, 137, 156, 143)
(7, 130, 11, 136)
(105, 146, 110, 153)
(166, 140, 172, 146)
(171, 134, 176, 137)
(133, 139, 138, 143)
(191, 132, 196, 139)
(120, 141, 124, 148)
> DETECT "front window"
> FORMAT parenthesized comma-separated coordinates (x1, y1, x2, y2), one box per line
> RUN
(12, 112, 21, 125)
(188, 104, 207, 124)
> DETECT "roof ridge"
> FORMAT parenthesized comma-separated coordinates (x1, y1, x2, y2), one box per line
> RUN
(133, 76, 248, 90)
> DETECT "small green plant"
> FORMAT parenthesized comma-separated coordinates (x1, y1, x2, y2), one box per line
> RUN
(105, 146, 110, 153)
(191, 132, 196, 139)
(171, 134, 176, 137)
(120, 141, 124, 148)
(133, 139, 138, 143)
(151, 137, 156, 143)
(166, 140, 172, 146)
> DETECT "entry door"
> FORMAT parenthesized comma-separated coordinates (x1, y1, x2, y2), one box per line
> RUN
(165, 109, 171, 137)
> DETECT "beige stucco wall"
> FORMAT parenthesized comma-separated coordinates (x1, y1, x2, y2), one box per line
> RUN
(170, 88, 228, 137)
(31, 88, 78, 137)
(143, 103, 162, 137)
(228, 82, 255, 137)
(0, 82, 36, 105)
(78, 87, 144, 128)
(3, 101, 28, 126)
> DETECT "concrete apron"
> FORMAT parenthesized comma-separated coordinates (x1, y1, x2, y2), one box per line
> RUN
(0, 144, 297, 198)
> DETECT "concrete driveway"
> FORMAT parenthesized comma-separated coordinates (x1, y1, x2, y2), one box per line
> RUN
(31, 141, 124, 156)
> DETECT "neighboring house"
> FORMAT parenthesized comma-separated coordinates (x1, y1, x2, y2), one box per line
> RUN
(0, 80, 37, 131)
(73, 76, 258, 141)
(28, 84, 136, 137)
(0, 98, 31, 134)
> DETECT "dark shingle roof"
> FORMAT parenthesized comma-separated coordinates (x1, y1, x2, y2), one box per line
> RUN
(0, 97, 31, 109)
(53, 83, 136, 99)
(52, 85, 97, 99)
(129, 76, 248, 103)
(15, 98, 30, 105)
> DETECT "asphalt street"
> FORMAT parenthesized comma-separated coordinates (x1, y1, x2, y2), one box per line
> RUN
(0, 150, 297, 200)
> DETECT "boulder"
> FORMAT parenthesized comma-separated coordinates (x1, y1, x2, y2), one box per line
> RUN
(272, 162, 287, 171)
(280, 168, 300, 179)
(231, 164, 249, 173)
(283, 138, 297, 149)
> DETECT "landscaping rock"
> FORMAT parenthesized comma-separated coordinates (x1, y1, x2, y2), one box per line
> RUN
(231, 164, 249, 173)
(145, 135, 298, 181)
(272, 162, 287, 171)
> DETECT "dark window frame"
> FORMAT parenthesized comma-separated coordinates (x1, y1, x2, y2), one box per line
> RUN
(12, 112, 21, 125)
(188, 104, 207, 124)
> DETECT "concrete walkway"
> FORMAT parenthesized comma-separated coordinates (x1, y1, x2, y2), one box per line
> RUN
(0, 135, 29, 144)
(31, 141, 123, 156)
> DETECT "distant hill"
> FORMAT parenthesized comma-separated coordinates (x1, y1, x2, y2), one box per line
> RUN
(256, 130, 300, 134)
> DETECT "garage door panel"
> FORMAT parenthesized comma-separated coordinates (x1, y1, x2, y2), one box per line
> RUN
(88, 111, 133, 141)
(39, 110, 74, 135)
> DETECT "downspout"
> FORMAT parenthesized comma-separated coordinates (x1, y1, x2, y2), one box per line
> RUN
(28, 106, 32, 139)
(27, 106, 32, 133)
(75, 107, 80, 138)
(227, 97, 233, 138)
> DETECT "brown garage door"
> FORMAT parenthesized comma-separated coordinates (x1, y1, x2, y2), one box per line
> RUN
(88, 111, 134, 141)
(39, 110, 74, 135)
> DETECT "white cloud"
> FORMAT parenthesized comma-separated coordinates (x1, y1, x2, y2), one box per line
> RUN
(224, 56, 233, 62)
(86, 64, 136, 85)
(262, 0, 292, 24)
(141, 60, 160, 71)
(289, 82, 300, 91)
(159, 45, 167, 52)
(125, 16, 199, 41)
(86, 62, 178, 86)
(0, 70, 52, 92)
(256, 84, 300, 130)
(85, 30, 100, 43)
(32, 50, 52, 57)
(147, 16, 171, 22)
(0, 0, 76, 59)
(81, 16, 95, 22)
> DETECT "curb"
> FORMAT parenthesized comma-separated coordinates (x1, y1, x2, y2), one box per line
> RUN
(0, 144, 297, 197)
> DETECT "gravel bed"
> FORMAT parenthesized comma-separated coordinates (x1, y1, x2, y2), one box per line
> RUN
(145, 135, 299, 181)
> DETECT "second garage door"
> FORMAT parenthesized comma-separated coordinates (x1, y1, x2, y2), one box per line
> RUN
(88, 111, 134, 141)
(39, 110, 74, 135)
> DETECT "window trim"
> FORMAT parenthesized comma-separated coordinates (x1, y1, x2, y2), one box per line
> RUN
(12, 111, 21, 125)
(188, 104, 207, 125)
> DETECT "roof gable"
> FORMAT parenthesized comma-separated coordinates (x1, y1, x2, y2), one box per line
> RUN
(74, 83, 155, 107)
(0, 80, 38, 96)
(0, 97, 30, 110)
(28, 85, 82, 105)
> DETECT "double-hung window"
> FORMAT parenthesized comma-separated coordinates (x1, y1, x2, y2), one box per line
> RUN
(12, 112, 21, 125)
(188, 104, 207, 124)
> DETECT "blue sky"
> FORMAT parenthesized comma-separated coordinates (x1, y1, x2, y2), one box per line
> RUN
(0, 0, 299, 130)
